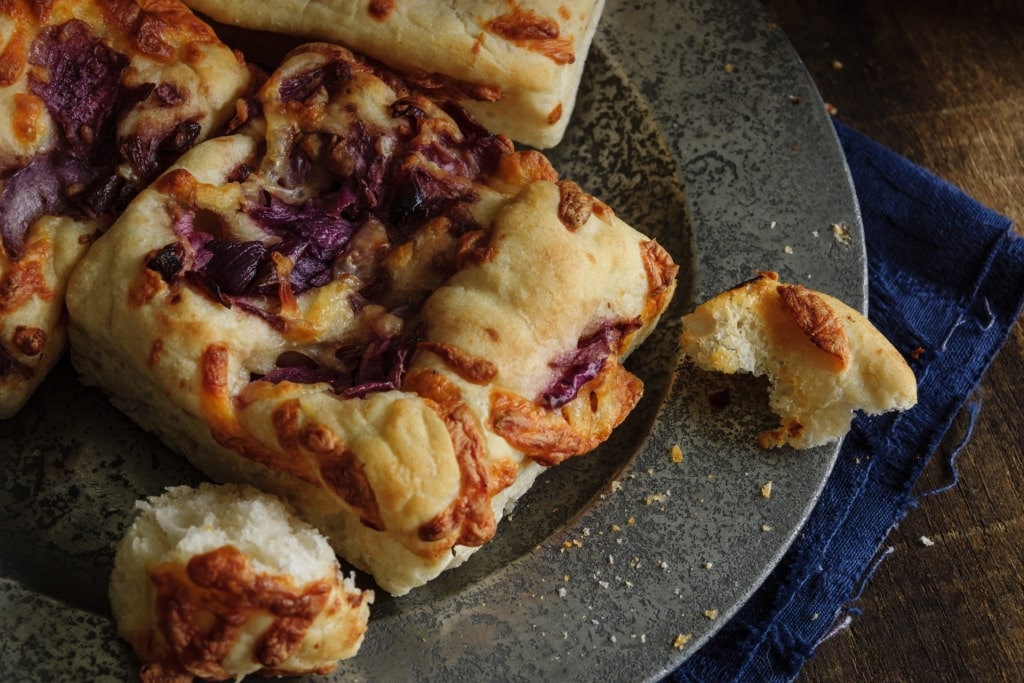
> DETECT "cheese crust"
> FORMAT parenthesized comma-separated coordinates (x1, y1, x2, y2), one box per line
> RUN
(67, 44, 677, 595)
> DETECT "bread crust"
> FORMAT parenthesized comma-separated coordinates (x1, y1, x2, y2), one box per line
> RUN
(183, 0, 606, 148)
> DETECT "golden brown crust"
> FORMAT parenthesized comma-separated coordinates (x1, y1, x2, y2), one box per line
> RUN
(489, 360, 644, 467)
(777, 283, 850, 370)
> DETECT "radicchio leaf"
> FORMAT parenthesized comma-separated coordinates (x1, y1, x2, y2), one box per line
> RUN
(542, 319, 643, 408)
(199, 239, 266, 296)
(28, 20, 128, 160)
(0, 154, 66, 259)
(258, 329, 410, 398)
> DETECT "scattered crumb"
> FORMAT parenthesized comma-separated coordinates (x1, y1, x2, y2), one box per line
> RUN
(789, 95, 802, 105)
(762, 524, 774, 533)
(644, 492, 668, 505)
(611, 524, 621, 532)
(784, 245, 794, 254)
(832, 60, 844, 70)
(911, 346, 926, 360)
(825, 102, 838, 116)
(705, 562, 714, 570)
(724, 63, 734, 74)
(626, 517, 635, 526)
(704, 609, 719, 620)
(920, 536, 935, 547)
(610, 480, 623, 493)
(761, 481, 773, 499)
(671, 444, 684, 463)
(832, 222, 852, 246)
(673, 633, 693, 649)
(811, 613, 819, 621)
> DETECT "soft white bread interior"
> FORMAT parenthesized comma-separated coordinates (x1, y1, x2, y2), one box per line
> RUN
(681, 271, 917, 449)
(109, 483, 373, 681)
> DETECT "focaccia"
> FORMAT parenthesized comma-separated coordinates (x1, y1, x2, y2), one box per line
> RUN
(67, 43, 678, 595)
(0, 0, 252, 417)
(183, 0, 605, 149)
(681, 271, 917, 449)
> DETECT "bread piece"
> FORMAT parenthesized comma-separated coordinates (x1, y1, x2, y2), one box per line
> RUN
(0, 0, 253, 417)
(680, 271, 917, 449)
(110, 483, 373, 682)
(183, 0, 605, 148)
(67, 43, 678, 595)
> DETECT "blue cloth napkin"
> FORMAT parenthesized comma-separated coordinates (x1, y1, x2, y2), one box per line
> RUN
(669, 121, 1024, 682)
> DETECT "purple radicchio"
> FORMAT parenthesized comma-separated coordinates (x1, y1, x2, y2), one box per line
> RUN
(542, 318, 643, 409)
(28, 20, 129, 160)
(258, 329, 411, 398)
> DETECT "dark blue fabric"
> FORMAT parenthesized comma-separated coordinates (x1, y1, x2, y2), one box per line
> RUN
(669, 121, 1024, 682)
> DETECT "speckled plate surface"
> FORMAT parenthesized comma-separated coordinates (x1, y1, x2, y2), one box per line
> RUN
(0, 1, 865, 681)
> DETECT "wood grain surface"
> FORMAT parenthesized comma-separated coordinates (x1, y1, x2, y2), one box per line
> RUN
(759, 1, 1024, 681)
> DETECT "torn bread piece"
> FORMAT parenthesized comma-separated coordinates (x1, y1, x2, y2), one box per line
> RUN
(67, 44, 678, 595)
(183, 0, 606, 148)
(681, 271, 916, 449)
(110, 483, 373, 682)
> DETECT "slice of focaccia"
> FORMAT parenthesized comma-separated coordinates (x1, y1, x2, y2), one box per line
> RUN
(67, 43, 678, 596)
(681, 271, 917, 449)
(183, 0, 605, 149)
(0, 0, 252, 417)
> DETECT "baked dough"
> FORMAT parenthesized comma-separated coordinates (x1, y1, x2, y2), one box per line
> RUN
(110, 483, 373, 682)
(183, 0, 606, 148)
(0, 0, 252, 417)
(67, 44, 678, 595)
(681, 271, 917, 449)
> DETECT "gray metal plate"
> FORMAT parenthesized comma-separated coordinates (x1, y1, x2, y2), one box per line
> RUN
(0, 1, 864, 680)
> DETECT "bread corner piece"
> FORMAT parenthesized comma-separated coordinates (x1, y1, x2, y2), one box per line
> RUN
(183, 0, 606, 148)
(110, 483, 373, 682)
(680, 271, 917, 449)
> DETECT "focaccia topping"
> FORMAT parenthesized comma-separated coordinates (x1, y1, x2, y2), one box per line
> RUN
(139, 44, 568, 402)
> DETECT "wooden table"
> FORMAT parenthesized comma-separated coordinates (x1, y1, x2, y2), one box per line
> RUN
(759, 1, 1024, 680)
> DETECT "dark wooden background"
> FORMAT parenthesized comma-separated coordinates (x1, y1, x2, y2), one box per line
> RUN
(760, 1, 1024, 680)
